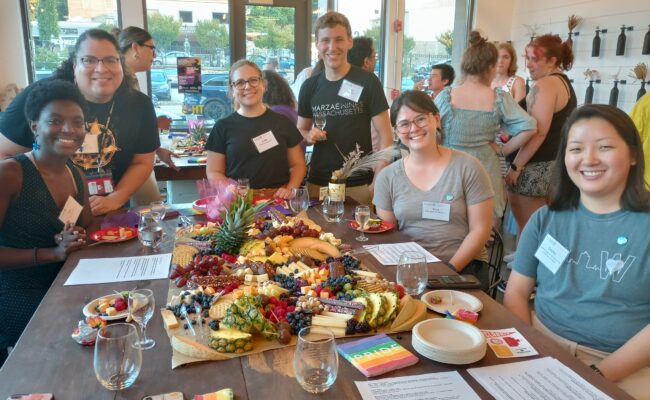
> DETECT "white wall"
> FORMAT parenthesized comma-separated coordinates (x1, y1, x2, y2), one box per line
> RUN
(508, 0, 650, 113)
(475, 0, 515, 42)
(0, 1, 29, 89)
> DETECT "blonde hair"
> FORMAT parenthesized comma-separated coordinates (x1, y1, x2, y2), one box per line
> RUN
(497, 42, 518, 77)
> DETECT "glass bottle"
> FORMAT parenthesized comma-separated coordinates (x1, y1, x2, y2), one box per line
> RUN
(592, 28, 601, 57)
(616, 25, 627, 56)
(609, 81, 619, 107)
(643, 25, 650, 55)
(584, 80, 594, 104)
(327, 170, 346, 202)
(638, 82, 647, 101)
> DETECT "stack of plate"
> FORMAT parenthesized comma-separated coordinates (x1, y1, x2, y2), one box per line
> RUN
(411, 318, 486, 364)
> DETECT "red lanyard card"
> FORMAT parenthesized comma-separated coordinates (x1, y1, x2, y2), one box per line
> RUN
(86, 170, 115, 195)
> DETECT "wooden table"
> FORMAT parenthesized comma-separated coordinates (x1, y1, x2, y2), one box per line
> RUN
(0, 206, 633, 400)
(154, 157, 206, 182)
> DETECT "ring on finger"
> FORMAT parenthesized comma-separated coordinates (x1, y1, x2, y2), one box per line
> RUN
(55, 233, 63, 243)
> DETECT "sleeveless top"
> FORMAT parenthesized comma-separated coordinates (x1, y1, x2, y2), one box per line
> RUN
(501, 76, 517, 94)
(518, 73, 576, 163)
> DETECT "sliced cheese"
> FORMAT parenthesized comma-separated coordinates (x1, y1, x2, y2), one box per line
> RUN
(161, 309, 180, 329)
(309, 325, 346, 338)
(312, 315, 348, 329)
(320, 310, 354, 321)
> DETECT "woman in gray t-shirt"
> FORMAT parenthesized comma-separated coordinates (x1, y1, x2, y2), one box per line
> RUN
(373, 90, 494, 274)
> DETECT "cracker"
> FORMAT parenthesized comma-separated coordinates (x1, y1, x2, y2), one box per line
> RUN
(209, 298, 234, 320)
(172, 245, 199, 266)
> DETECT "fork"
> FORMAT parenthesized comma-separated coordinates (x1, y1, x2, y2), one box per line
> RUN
(194, 300, 203, 338)
(180, 304, 196, 336)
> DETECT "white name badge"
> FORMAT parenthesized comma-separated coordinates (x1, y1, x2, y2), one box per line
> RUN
(58, 195, 83, 224)
(534, 234, 570, 274)
(319, 186, 329, 201)
(338, 79, 363, 103)
(77, 134, 99, 154)
(252, 131, 279, 153)
(422, 201, 450, 221)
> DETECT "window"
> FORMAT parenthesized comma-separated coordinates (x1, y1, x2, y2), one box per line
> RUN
(336, 0, 384, 78)
(179, 11, 193, 23)
(212, 12, 227, 21)
(23, 0, 119, 82)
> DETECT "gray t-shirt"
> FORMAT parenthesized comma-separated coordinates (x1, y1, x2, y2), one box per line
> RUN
(373, 150, 494, 262)
(515, 204, 650, 353)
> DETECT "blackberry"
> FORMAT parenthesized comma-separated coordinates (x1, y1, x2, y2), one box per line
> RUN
(355, 322, 371, 334)
(209, 320, 220, 331)
(345, 318, 358, 335)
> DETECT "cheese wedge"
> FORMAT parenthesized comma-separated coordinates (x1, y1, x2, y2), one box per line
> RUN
(390, 300, 427, 332)
(161, 309, 180, 329)
(171, 335, 227, 360)
(390, 295, 416, 330)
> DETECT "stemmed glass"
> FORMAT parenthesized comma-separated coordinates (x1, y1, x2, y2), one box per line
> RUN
(354, 205, 371, 242)
(237, 178, 250, 197)
(396, 251, 428, 295)
(289, 186, 310, 215)
(294, 327, 338, 393)
(313, 114, 327, 131)
(149, 201, 166, 221)
(94, 323, 142, 390)
(128, 289, 156, 350)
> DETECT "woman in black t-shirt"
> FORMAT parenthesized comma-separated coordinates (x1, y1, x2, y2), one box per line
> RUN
(206, 60, 306, 199)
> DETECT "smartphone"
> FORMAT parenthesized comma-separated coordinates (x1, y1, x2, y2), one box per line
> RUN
(141, 393, 183, 400)
(426, 275, 481, 290)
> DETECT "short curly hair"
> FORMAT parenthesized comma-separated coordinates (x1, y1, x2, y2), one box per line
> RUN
(24, 79, 86, 122)
(262, 70, 295, 107)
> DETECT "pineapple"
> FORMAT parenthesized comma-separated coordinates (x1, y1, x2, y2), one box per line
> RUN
(352, 295, 372, 323)
(222, 297, 277, 340)
(367, 293, 386, 328)
(208, 328, 253, 353)
(214, 192, 269, 255)
(380, 292, 399, 325)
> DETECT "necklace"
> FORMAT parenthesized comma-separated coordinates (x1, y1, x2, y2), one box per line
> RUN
(87, 101, 115, 171)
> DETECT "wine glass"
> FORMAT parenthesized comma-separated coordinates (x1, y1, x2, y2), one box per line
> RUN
(396, 251, 428, 295)
(294, 327, 338, 393)
(138, 212, 163, 250)
(94, 323, 142, 390)
(313, 114, 326, 131)
(354, 205, 371, 242)
(237, 178, 250, 197)
(128, 289, 156, 350)
(149, 201, 166, 221)
(289, 186, 310, 215)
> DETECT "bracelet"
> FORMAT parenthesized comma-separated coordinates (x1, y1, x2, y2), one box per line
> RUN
(590, 364, 604, 376)
(498, 143, 505, 158)
(32, 247, 38, 265)
(444, 261, 457, 273)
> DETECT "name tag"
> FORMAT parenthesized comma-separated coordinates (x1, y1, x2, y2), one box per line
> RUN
(319, 186, 329, 201)
(422, 201, 450, 221)
(534, 234, 570, 274)
(58, 195, 83, 224)
(338, 79, 363, 103)
(86, 170, 114, 195)
(252, 131, 279, 153)
(77, 134, 99, 154)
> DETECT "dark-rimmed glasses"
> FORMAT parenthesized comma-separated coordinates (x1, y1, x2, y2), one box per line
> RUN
(78, 56, 121, 69)
(394, 114, 431, 134)
(231, 77, 263, 90)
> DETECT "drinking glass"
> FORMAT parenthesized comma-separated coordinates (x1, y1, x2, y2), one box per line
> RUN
(322, 195, 344, 223)
(237, 178, 250, 197)
(94, 323, 142, 391)
(294, 327, 338, 394)
(396, 251, 428, 295)
(289, 186, 310, 215)
(149, 201, 166, 221)
(313, 114, 327, 131)
(128, 289, 156, 350)
(354, 205, 371, 242)
(138, 212, 163, 250)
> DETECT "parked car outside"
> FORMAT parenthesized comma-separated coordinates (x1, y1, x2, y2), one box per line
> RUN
(150, 69, 171, 101)
(182, 73, 233, 121)
(279, 57, 295, 70)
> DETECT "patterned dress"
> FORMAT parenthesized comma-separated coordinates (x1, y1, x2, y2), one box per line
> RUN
(0, 154, 85, 350)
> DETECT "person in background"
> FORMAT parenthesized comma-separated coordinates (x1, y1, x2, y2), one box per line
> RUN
(506, 34, 576, 234)
(435, 31, 536, 224)
(206, 60, 306, 199)
(263, 57, 279, 71)
(348, 37, 377, 74)
(0, 29, 159, 216)
(414, 63, 455, 100)
(504, 105, 650, 400)
(114, 26, 178, 205)
(374, 90, 493, 288)
(0, 80, 91, 366)
(262, 70, 297, 125)
(291, 58, 324, 99)
(297, 11, 393, 204)
(630, 91, 650, 188)
(491, 42, 526, 103)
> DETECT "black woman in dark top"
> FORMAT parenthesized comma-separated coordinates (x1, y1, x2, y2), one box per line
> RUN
(0, 80, 92, 365)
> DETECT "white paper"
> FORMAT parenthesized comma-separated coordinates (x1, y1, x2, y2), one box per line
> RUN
(467, 357, 614, 400)
(355, 371, 480, 400)
(364, 242, 440, 265)
(481, 328, 538, 358)
(64, 253, 172, 285)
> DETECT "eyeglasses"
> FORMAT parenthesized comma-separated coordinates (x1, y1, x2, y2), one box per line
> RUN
(395, 114, 431, 134)
(231, 77, 263, 90)
(140, 44, 156, 51)
(78, 56, 121, 69)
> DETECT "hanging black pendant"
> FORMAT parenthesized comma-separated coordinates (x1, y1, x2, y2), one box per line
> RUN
(643, 25, 650, 55)
(609, 81, 619, 106)
(592, 29, 601, 57)
(616, 26, 627, 56)
(638, 82, 647, 101)
(568, 31, 574, 46)
(585, 81, 594, 104)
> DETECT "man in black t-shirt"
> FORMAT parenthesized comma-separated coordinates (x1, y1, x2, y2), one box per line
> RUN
(297, 11, 392, 205)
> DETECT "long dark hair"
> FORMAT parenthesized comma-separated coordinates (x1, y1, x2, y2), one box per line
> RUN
(262, 70, 295, 107)
(549, 104, 650, 211)
(112, 26, 153, 54)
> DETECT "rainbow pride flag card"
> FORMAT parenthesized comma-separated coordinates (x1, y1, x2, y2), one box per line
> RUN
(337, 334, 419, 377)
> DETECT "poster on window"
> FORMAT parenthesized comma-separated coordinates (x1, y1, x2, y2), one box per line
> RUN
(177, 57, 202, 93)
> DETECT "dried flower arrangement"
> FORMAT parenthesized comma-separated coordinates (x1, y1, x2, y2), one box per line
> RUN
(332, 144, 401, 180)
(583, 69, 599, 81)
(568, 15, 582, 32)
(630, 63, 648, 81)
(189, 119, 207, 143)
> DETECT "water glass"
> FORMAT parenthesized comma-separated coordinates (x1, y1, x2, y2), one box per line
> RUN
(289, 186, 310, 215)
(294, 327, 338, 393)
(237, 178, 250, 197)
(94, 323, 142, 391)
(354, 205, 370, 241)
(322, 195, 344, 223)
(129, 289, 156, 350)
(149, 201, 166, 221)
(138, 212, 163, 249)
(396, 251, 428, 295)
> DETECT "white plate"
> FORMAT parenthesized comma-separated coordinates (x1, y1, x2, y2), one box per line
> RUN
(83, 294, 129, 321)
(421, 290, 483, 314)
(411, 318, 486, 364)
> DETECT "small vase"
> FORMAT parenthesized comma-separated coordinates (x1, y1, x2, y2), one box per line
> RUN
(638, 82, 647, 101)
(616, 26, 627, 56)
(609, 81, 619, 107)
(592, 29, 601, 57)
(643, 25, 650, 55)
(584, 81, 594, 104)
